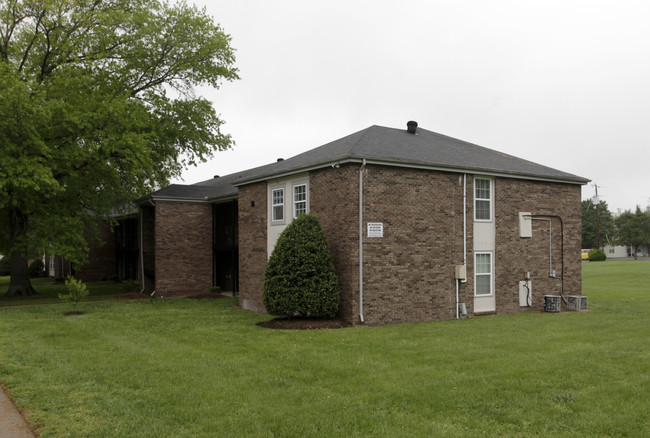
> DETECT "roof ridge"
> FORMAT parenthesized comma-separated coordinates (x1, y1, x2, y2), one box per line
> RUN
(348, 125, 378, 155)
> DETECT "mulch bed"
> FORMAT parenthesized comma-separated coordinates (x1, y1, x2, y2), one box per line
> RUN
(257, 317, 351, 330)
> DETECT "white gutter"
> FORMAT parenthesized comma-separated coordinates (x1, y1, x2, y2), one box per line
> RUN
(359, 159, 367, 323)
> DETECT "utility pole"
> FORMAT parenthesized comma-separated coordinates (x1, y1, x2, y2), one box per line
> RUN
(592, 184, 600, 249)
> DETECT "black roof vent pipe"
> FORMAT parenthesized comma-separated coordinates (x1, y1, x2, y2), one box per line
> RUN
(277, 158, 284, 162)
(407, 121, 418, 134)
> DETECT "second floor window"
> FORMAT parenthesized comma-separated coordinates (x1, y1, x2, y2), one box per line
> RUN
(272, 188, 284, 221)
(293, 184, 307, 217)
(475, 178, 492, 221)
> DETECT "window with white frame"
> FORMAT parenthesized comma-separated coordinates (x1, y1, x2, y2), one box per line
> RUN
(474, 252, 493, 296)
(272, 188, 284, 221)
(293, 184, 307, 218)
(474, 178, 492, 221)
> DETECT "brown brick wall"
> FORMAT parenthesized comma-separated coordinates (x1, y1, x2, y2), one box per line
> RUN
(310, 165, 361, 323)
(235, 165, 583, 326)
(494, 178, 582, 313)
(76, 220, 116, 282)
(238, 183, 268, 312)
(154, 202, 212, 296)
(356, 165, 468, 325)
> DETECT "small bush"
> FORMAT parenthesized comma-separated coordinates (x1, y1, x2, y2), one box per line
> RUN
(210, 286, 222, 294)
(0, 256, 10, 276)
(28, 259, 45, 278)
(59, 276, 90, 313)
(108, 274, 120, 282)
(588, 249, 607, 262)
(263, 213, 340, 319)
(123, 279, 139, 292)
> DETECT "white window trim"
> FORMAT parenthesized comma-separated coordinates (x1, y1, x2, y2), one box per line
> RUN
(292, 182, 309, 218)
(474, 251, 494, 297)
(270, 185, 286, 224)
(474, 177, 493, 222)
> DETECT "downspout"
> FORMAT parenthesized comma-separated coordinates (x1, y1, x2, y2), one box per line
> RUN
(457, 174, 468, 320)
(359, 159, 367, 323)
(463, 173, 468, 269)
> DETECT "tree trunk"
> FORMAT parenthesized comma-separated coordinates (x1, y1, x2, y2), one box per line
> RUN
(4, 208, 37, 297)
(5, 250, 37, 297)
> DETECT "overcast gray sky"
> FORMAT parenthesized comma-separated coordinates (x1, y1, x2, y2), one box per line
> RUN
(172, 0, 650, 213)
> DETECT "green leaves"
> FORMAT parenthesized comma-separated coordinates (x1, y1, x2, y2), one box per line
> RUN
(0, 0, 238, 266)
(614, 206, 650, 253)
(263, 214, 341, 319)
(59, 275, 90, 312)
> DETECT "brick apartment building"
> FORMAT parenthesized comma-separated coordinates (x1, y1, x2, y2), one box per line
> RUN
(79, 122, 589, 325)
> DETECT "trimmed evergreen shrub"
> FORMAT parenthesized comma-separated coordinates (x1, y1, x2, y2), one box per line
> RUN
(588, 249, 607, 261)
(28, 259, 45, 278)
(263, 213, 340, 319)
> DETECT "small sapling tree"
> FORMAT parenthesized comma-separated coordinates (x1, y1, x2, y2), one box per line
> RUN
(59, 276, 90, 314)
(263, 213, 340, 318)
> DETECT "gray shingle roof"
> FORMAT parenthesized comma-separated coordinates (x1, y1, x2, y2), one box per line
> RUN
(235, 124, 589, 185)
(138, 124, 589, 203)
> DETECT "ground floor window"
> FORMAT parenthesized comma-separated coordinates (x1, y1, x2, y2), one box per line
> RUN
(474, 252, 493, 296)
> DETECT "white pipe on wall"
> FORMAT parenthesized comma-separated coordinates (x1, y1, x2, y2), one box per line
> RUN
(463, 173, 467, 276)
(456, 174, 468, 320)
(359, 159, 367, 323)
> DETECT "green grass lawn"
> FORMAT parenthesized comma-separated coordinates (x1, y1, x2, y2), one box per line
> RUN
(0, 276, 134, 307)
(0, 262, 649, 437)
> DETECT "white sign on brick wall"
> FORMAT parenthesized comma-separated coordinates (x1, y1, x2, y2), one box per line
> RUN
(367, 222, 384, 238)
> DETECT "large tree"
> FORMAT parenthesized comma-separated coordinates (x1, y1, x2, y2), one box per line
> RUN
(614, 206, 650, 258)
(0, 0, 238, 296)
(581, 199, 615, 249)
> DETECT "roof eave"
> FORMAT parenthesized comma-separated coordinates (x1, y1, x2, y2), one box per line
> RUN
(233, 155, 590, 187)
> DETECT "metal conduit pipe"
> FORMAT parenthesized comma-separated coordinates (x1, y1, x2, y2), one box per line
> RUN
(531, 214, 566, 305)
